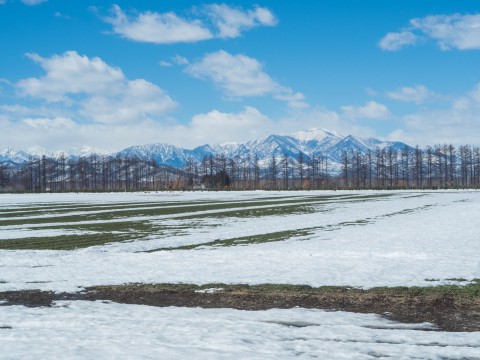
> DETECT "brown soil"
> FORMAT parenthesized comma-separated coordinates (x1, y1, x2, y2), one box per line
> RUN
(2, 285, 479, 332)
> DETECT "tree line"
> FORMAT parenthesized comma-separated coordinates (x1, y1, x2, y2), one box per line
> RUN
(0, 144, 479, 193)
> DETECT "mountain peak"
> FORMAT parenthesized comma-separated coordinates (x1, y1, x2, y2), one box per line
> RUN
(290, 128, 345, 142)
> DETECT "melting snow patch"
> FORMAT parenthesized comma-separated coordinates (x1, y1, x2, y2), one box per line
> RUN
(194, 287, 225, 293)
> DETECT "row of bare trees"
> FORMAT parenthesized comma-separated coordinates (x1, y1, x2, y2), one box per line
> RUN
(0, 155, 182, 193)
(0, 144, 479, 193)
(341, 145, 480, 189)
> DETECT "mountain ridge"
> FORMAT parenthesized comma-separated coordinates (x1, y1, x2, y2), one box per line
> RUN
(0, 128, 411, 169)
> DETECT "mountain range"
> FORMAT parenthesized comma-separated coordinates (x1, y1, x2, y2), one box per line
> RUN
(0, 128, 410, 169)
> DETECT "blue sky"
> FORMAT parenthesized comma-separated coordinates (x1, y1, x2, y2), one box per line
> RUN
(1, 0, 480, 153)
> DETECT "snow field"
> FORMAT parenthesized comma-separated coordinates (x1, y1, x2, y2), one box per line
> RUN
(1, 301, 480, 360)
(1, 190, 480, 359)
(0, 190, 479, 291)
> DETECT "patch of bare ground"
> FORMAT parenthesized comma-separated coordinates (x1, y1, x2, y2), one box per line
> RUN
(1, 283, 479, 332)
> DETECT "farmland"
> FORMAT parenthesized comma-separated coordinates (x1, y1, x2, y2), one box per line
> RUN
(1, 190, 480, 358)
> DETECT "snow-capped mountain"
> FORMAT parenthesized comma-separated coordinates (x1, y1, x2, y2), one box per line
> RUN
(0, 148, 32, 167)
(117, 143, 192, 168)
(114, 128, 411, 168)
(0, 128, 411, 169)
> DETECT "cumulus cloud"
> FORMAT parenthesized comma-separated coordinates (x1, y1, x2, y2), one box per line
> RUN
(388, 83, 480, 146)
(186, 50, 308, 108)
(104, 5, 213, 44)
(205, 3, 277, 38)
(341, 101, 390, 120)
(16, 51, 177, 123)
(187, 106, 373, 145)
(378, 31, 417, 51)
(18, 52, 124, 102)
(411, 14, 480, 50)
(387, 85, 434, 104)
(1, 102, 373, 153)
(188, 106, 271, 143)
(0, 107, 269, 152)
(379, 13, 480, 51)
(82, 79, 177, 123)
(101, 4, 277, 45)
(187, 50, 277, 97)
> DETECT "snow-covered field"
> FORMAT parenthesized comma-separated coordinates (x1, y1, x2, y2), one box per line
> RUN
(1, 190, 479, 291)
(1, 190, 479, 359)
(2, 301, 480, 360)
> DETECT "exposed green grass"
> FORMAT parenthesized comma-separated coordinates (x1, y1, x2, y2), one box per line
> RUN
(371, 281, 480, 297)
(0, 220, 180, 250)
(0, 197, 324, 226)
(0, 193, 393, 226)
(173, 203, 316, 220)
(146, 228, 316, 252)
(29, 220, 164, 233)
(0, 192, 397, 250)
(0, 233, 138, 250)
(0, 199, 254, 218)
(0, 202, 163, 217)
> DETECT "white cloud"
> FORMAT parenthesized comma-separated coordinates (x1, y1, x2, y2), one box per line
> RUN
(158, 55, 190, 68)
(0, 107, 269, 152)
(188, 106, 271, 143)
(341, 101, 390, 120)
(187, 106, 372, 145)
(159, 61, 172, 67)
(387, 85, 434, 104)
(186, 50, 308, 108)
(21, 0, 47, 5)
(389, 83, 480, 146)
(0, 78, 12, 96)
(23, 117, 76, 129)
(183, 106, 377, 147)
(0, 0, 47, 5)
(81, 79, 176, 123)
(467, 83, 480, 103)
(380, 13, 480, 51)
(171, 55, 189, 65)
(1, 104, 69, 118)
(187, 50, 277, 97)
(0, 104, 348, 153)
(411, 14, 480, 50)
(378, 31, 417, 51)
(104, 5, 213, 44)
(18, 52, 124, 102)
(205, 4, 277, 38)
(54, 11, 70, 19)
(274, 91, 309, 109)
(101, 4, 277, 45)
(16, 51, 177, 123)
